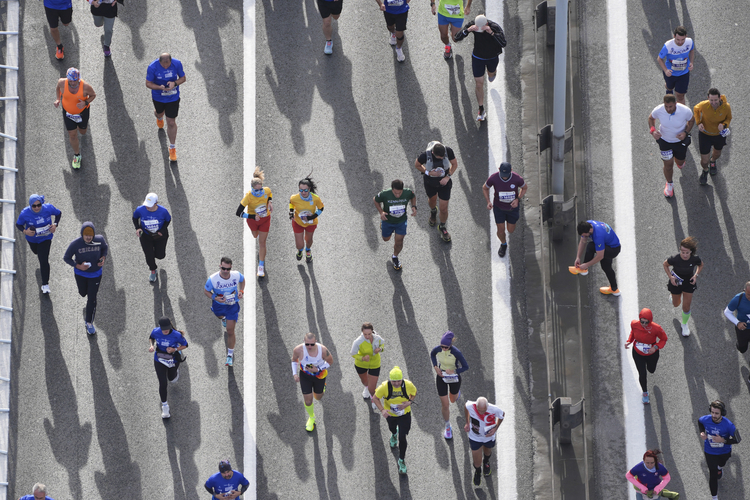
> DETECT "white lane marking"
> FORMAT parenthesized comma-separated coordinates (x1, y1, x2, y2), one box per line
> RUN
(607, 0, 643, 496)
(486, 0, 516, 498)
(243, 0, 257, 497)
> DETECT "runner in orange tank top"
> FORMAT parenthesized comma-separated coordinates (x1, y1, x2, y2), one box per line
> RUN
(54, 67, 96, 169)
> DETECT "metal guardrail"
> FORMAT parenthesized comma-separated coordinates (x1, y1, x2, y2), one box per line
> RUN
(0, 1, 19, 498)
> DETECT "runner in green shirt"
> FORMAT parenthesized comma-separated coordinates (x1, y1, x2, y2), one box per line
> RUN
(431, 0, 472, 59)
(373, 179, 417, 270)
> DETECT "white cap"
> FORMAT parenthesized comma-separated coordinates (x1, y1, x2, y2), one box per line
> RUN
(143, 193, 158, 208)
(474, 14, 487, 28)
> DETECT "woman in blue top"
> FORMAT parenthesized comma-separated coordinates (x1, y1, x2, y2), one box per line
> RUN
(62, 222, 107, 335)
(16, 194, 61, 294)
(430, 330, 469, 439)
(133, 192, 172, 283)
(625, 449, 679, 499)
(149, 316, 188, 419)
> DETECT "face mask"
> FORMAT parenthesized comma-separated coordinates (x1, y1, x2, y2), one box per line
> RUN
(251, 188, 264, 197)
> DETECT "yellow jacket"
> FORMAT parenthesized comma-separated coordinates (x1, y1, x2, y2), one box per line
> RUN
(693, 96, 732, 136)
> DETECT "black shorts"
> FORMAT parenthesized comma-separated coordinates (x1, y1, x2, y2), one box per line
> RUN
(384, 11, 408, 32)
(153, 99, 180, 119)
(698, 131, 726, 155)
(493, 206, 520, 225)
(472, 55, 500, 78)
(62, 106, 90, 131)
(424, 175, 453, 201)
(436, 373, 461, 397)
(657, 138, 688, 162)
(317, 0, 343, 18)
(299, 371, 326, 395)
(667, 278, 696, 295)
(45, 6, 73, 29)
(663, 71, 690, 94)
(355, 365, 381, 377)
(469, 437, 497, 450)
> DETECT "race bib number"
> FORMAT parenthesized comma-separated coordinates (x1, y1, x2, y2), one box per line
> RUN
(497, 191, 516, 203)
(431, 167, 446, 176)
(671, 271, 684, 285)
(35, 224, 51, 236)
(671, 58, 687, 71)
(143, 219, 160, 233)
(65, 112, 82, 123)
(390, 404, 405, 416)
(635, 342, 652, 353)
(156, 352, 175, 368)
(445, 3, 461, 15)
(255, 204, 268, 217)
(161, 88, 178, 96)
(442, 373, 459, 384)
(224, 292, 236, 305)
(389, 204, 406, 217)
(660, 149, 674, 160)
(298, 210, 313, 224)
(388, 0, 404, 5)
(708, 435, 725, 448)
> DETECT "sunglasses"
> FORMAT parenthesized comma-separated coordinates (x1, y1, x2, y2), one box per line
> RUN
(304, 342, 316, 347)
(31, 203, 42, 208)
(441, 345, 450, 349)
(220, 266, 232, 271)
(299, 188, 310, 193)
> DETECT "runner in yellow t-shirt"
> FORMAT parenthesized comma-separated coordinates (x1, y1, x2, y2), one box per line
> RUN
(289, 177, 324, 263)
(237, 166, 273, 278)
(693, 88, 732, 184)
(431, 0, 472, 59)
(373, 366, 417, 474)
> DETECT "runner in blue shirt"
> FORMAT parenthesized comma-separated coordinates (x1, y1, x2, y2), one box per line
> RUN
(699, 401, 741, 499)
(16, 194, 61, 294)
(725, 282, 750, 381)
(133, 192, 172, 283)
(204, 257, 245, 367)
(204, 460, 249, 499)
(625, 449, 679, 499)
(657, 26, 694, 105)
(570, 220, 621, 296)
(375, 0, 410, 62)
(149, 316, 188, 419)
(146, 53, 186, 161)
(43, 0, 73, 60)
(19, 482, 55, 500)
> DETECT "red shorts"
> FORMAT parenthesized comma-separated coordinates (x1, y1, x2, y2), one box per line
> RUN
(246, 216, 270, 232)
(292, 220, 317, 234)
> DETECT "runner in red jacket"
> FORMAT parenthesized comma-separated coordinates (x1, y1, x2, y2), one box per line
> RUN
(625, 308, 668, 405)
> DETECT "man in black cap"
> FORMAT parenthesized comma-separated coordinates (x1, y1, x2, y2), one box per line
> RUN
(482, 162, 526, 257)
(204, 459, 250, 499)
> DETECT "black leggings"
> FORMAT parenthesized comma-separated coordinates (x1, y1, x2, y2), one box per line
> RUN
(75, 273, 101, 323)
(705, 451, 731, 496)
(736, 326, 750, 353)
(154, 359, 181, 403)
(28, 239, 52, 285)
(584, 241, 621, 290)
(139, 230, 169, 271)
(387, 413, 411, 460)
(632, 348, 660, 392)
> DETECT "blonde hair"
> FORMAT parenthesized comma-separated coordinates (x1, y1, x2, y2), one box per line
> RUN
(252, 166, 265, 188)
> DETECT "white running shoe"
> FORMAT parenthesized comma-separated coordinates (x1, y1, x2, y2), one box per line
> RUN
(41, 284, 50, 294)
(681, 323, 690, 337)
(396, 48, 405, 63)
(257, 264, 265, 277)
(663, 182, 674, 198)
(161, 403, 171, 419)
(389, 33, 397, 46)
(363, 386, 371, 399)
(324, 40, 333, 55)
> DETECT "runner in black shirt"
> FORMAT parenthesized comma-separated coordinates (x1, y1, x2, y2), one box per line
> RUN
(663, 236, 703, 337)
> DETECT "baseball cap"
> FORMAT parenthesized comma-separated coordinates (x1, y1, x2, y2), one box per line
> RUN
(66, 67, 80, 82)
(158, 317, 172, 330)
(499, 162, 512, 179)
(143, 193, 158, 208)
(219, 460, 232, 473)
(474, 15, 487, 28)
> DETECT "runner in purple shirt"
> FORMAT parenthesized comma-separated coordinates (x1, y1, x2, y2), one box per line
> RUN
(482, 162, 526, 258)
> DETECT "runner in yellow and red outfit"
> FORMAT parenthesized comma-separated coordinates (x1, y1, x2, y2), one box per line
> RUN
(289, 177, 324, 264)
(237, 167, 273, 278)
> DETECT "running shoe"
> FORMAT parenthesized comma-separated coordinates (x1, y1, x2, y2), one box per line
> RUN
(488, 73, 496, 82)
(568, 266, 588, 276)
(444, 424, 452, 440)
(438, 223, 451, 242)
(324, 40, 333, 55)
(429, 209, 437, 227)
(699, 170, 709, 186)
(363, 386, 371, 399)
(717, 466, 723, 479)
(398, 459, 407, 474)
(72, 154, 81, 169)
(709, 160, 717, 176)
(663, 182, 673, 198)
(257, 264, 265, 278)
(149, 270, 157, 282)
(390, 431, 398, 448)
(473, 467, 482, 486)
(681, 323, 690, 337)
(306, 417, 316, 431)
(389, 33, 397, 46)
(642, 392, 650, 404)
(55, 45, 64, 60)
(396, 48, 405, 63)
(599, 286, 621, 296)
(498, 243, 507, 258)
(296, 250, 303, 261)
(483, 460, 491, 476)
(221, 318, 227, 329)
(444, 45, 452, 59)
(170, 368, 180, 384)
(392, 256, 402, 271)
(225, 355, 233, 367)
(169, 147, 177, 162)
(41, 284, 50, 294)
(157, 116, 164, 129)
(161, 403, 171, 419)
(305, 249, 312, 263)
(476, 108, 487, 121)
(86, 322, 96, 335)
(103, 45, 111, 57)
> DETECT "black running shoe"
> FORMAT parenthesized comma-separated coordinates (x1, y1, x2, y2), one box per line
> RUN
(498, 244, 507, 258)
(699, 170, 709, 186)
(438, 223, 451, 242)
(483, 460, 491, 476)
(429, 209, 437, 227)
(473, 467, 481, 486)
(392, 256, 402, 271)
(305, 249, 312, 263)
(296, 250, 303, 261)
(709, 160, 717, 176)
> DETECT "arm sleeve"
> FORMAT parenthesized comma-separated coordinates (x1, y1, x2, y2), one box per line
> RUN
(132, 217, 141, 230)
(725, 306, 740, 326)
(698, 420, 706, 433)
(53, 212, 61, 224)
(15, 223, 24, 232)
(308, 206, 324, 220)
(727, 427, 741, 445)
(625, 470, 641, 488)
(161, 219, 170, 230)
(453, 347, 470, 374)
(240, 482, 249, 494)
(236, 203, 246, 217)
(204, 483, 214, 494)
(430, 346, 441, 366)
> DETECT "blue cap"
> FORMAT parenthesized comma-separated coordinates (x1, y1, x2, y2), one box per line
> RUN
(66, 67, 80, 82)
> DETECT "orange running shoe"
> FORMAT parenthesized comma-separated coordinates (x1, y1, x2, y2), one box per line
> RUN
(169, 147, 177, 161)
(599, 286, 621, 296)
(156, 117, 164, 129)
(55, 45, 64, 60)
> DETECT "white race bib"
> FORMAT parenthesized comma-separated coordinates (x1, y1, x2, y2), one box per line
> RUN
(143, 219, 160, 233)
(388, 0, 404, 5)
(65, 112, 82, 123)
(389, 204, 406, 217)
(445, 3, 461, 15)
(224, 292, 236, 305)
(660, 149, 674, 160)
(671, 58, 687, 71)
(390, 404, 405, 416)
(635, 342, 652, 353)
(431, 167, 446, 177)
(708, 435, 725, 448)
(442, 373, 459, 384)
(254, 204, 268, 217)
(35, 224, 51, 236)
(298, 210, 313, 224)
(497, 191, 516, 203)
(161, 88, 177, 96)
(156, 352, 175, 368)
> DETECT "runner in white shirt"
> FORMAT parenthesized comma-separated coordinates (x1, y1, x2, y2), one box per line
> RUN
(648, 94, 695, 198)
(464, 396, 504, 487)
